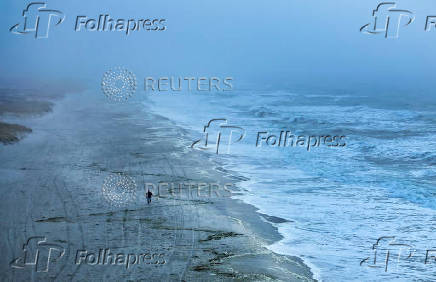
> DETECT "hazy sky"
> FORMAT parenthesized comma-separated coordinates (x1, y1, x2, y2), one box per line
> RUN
(0, 0, 435, 95)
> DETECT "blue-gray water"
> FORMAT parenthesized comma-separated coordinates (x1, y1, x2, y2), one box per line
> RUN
(148, 89, 436, 281)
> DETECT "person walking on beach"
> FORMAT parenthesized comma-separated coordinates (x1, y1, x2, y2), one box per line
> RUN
(146, 190, 153, 204)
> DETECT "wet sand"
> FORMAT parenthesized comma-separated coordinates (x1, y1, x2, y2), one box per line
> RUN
(0, 89, 316, 281)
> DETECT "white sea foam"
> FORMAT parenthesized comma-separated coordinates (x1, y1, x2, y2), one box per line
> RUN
(145, 90, 436, 281)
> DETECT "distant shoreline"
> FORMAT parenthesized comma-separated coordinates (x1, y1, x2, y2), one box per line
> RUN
(0, 88, 54, 144)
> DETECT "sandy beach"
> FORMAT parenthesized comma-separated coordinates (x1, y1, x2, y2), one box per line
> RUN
(0, 89, 316, 281)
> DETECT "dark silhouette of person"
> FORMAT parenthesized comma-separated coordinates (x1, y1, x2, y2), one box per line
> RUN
(146, 190, 153, 204)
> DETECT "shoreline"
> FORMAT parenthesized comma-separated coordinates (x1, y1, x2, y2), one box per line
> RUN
(0, 88, 316, 281)
(235, 190, 323, 282)
(144, 95, 318, 280)
(144, 92, 322, 281)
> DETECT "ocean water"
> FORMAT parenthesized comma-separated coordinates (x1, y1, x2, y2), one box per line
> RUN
(145, 89, 436, 281)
